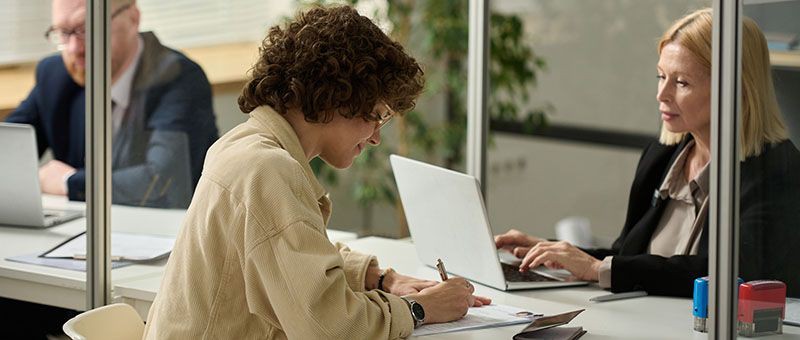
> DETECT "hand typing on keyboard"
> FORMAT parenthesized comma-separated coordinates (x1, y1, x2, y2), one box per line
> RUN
(518, 241, 602, 282)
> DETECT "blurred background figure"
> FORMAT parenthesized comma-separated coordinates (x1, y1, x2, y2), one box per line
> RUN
(5, 0, 218, 209)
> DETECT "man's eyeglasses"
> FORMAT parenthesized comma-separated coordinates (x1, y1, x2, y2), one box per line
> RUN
(44, 3, 132, 49)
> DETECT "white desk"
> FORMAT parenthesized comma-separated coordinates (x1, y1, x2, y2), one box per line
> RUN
(0, 196, 185, 311)
(0, 195, 357, 313)
(113, 236, 800, 338)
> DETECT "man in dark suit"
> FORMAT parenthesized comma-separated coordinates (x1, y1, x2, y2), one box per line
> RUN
(5, 0, 218, 209)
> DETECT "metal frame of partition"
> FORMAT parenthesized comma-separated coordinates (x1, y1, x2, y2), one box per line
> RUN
(466, 0, 489, 194)
(710, 0, 742, 338)
(85, 0, 112, 308)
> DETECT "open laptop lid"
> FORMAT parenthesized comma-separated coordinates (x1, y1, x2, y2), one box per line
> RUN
(0, 123, 48, 227)
(390, 154, 508, 290)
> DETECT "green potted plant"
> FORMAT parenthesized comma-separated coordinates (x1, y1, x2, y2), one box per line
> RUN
(305, 0, 549, 236)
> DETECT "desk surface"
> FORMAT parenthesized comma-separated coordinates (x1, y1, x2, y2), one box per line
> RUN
(0, 196, 185, 311)
(113, 236, 800, 339)
(0, 41, 258, 119)
(0, 194, 358, 312)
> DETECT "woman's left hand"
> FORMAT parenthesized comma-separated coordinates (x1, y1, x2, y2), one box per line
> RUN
(384, 271, 438, 296)
(519, 241, 602, 282)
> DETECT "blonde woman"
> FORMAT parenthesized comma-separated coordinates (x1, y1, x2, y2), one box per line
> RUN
(495, 8, 800, 297)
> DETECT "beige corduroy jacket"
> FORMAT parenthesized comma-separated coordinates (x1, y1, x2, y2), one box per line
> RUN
(143, 106, 413, 339)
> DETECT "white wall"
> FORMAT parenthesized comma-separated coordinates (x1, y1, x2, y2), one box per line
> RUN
(0, 1, 56, 65)
(0, 0, 297, 65)
(137, 0, 294, 49)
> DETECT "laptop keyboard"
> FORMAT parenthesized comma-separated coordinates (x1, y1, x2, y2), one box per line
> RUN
(501, 263, 556, 282)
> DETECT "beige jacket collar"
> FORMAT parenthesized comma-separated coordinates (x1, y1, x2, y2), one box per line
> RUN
(249, 105, 328, 202)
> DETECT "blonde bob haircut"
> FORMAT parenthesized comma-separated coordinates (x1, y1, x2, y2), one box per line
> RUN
(657, 8, 787, 158)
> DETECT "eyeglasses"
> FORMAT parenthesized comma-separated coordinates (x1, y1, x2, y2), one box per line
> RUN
(376, 106, 395, 129)
(44, 3, 132, 49)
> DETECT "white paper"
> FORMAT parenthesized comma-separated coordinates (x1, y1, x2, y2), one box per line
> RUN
(413, 303, 536, 336)
(786, 298, 800, 326)
(7, 253, 133, 272)
(43, 232, 175, 262)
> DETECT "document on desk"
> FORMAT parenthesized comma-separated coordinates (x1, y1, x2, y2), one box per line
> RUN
(786, 298, 800, 326)
(6, 253, 132, 272)
(413, 303, 537, 336)
(41, 231, 175, 262)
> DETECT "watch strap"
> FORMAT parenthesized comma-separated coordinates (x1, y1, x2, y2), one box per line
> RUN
(401, 296, 424, 327)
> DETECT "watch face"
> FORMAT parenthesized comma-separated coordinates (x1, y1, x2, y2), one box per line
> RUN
(411, 301, 425, 321)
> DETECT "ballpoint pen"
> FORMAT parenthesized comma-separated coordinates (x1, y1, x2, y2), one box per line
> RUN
(436, 258, 449, 281)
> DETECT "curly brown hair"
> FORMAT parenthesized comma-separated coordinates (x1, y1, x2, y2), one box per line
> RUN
(238, 5, 425, 123)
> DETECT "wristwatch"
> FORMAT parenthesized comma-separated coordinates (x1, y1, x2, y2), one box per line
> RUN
(401, 297, 425, 327)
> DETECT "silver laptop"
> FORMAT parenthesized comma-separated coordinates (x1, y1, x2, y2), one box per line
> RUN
(0, 123, 83, 228)
(390, 154, 588, 291)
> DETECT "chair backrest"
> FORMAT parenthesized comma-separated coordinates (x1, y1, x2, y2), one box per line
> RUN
(63, 303, 144, 340)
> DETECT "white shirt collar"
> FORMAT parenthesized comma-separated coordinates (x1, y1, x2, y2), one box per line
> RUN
(111, 35, 144, 110)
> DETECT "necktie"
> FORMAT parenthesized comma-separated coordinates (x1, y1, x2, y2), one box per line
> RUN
(111, 100, 122, 138)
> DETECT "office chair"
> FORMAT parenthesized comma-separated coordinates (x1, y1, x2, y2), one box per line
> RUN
(62, 303, 144, 340)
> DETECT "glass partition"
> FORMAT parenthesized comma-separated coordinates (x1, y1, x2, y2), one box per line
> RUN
(485, 0, 710, 336)
(0, 1, 90, 337)
(485, 0, 707, 247)
(733, 0, 800, 337)
(104, 0, 291, 318)
(101, 0, 472, 260)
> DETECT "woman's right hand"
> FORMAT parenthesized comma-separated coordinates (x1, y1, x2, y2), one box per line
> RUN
(406, 277, 491, 324)
(494, 229, 546, 257)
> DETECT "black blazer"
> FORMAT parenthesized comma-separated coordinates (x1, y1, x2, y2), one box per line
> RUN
(6, 32, 218, 208)
(584, 137, 800, 297)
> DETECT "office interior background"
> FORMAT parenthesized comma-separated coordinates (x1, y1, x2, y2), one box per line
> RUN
(6, 0, 800, 238)
(1, 0, 799, 337)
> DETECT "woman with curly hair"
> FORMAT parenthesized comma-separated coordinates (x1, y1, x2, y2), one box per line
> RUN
(144, 5, 489, 339)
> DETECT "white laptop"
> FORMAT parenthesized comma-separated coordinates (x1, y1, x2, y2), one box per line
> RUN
(0, 123, 83, 228)
(390, 154, 588, 291)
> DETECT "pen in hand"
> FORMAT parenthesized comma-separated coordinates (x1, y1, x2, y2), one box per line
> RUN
(436, 258, 449, 281)
(437, 258, 493, 308)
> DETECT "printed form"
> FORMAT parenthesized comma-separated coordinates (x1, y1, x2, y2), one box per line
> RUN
(413, 303, 537, 336)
